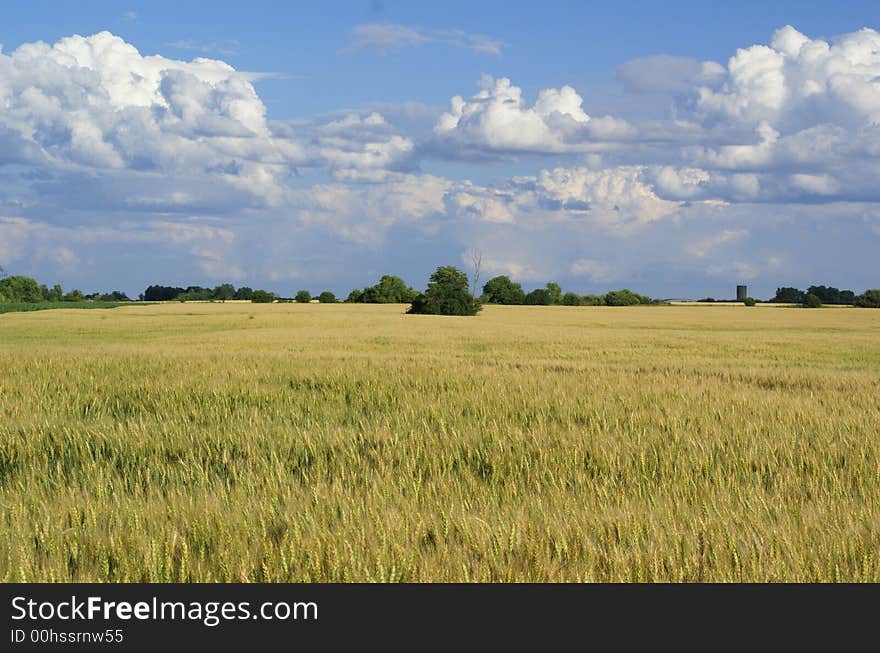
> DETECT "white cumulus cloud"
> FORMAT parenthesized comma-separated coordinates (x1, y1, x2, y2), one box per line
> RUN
(0, 31, 417, 207)
(696, 25, 880, 127)
(433, 76, 633, 155)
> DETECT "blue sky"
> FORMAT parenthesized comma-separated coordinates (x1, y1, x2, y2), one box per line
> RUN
(1, 1, 878, 298)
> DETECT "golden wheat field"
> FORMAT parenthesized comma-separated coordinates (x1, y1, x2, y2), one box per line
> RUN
(1, 302, 878, 582)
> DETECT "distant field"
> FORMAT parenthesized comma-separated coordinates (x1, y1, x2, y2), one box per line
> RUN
(0, 301, 136, 314)
(1, 303, 878, 581)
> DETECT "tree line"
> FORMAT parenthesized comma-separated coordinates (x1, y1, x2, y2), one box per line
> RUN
(772, 286, 853, 305)
(0, 274, 131, 304)
(3, 265, 878, 313)
(141, 284, 341, 304)
(770, 285, 879, 308)
(699, 284, 879, 308)
(344, 268, 656, 315)
(480, 276, 652, 306)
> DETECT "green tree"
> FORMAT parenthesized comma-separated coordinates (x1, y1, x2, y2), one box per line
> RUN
(143, 285, 185, 301)
(561, 292, 582, 306)
(806, 285, 858, 305)
(772, 287, 805, 303)
(581, 294, 603, 306)
(377, 275, 417, 303)
(212, 284, 236, 301)
(358, 275, 418, 303)
(854, 289, 880, 308)
(408, 266, 481, 316)
(743, 297, 757, 306)
(0, 275, 44, 303)
(234, 287, 254, 301)
(524, 281, 569, 306)
(44, 284, 63, 302)
(346, 289, 363, 303)
(318, 291, 336, 303)
(807, 285, 837, 304)
(802, 293, 822, 308)
(546, 282, 563, 305)
(100, 291, 130, 301)
(295, 290, 312, 303)
(525, 288, 551, 305)
(603, 289, 651, 306)
(251, 290, 276, 303)
(481, 276, 526, 305)
(63, 289, 84, 302)
(178, 286, 212, 301)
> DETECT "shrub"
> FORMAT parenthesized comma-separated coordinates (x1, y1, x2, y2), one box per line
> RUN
(408, 266, 481, 316)
(802, 293, 822, 308)
(744, 297, 757, 306)
(604, 289, 651, 306)
(318, 291, 336, 303)
(295, 290, 312, 303)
